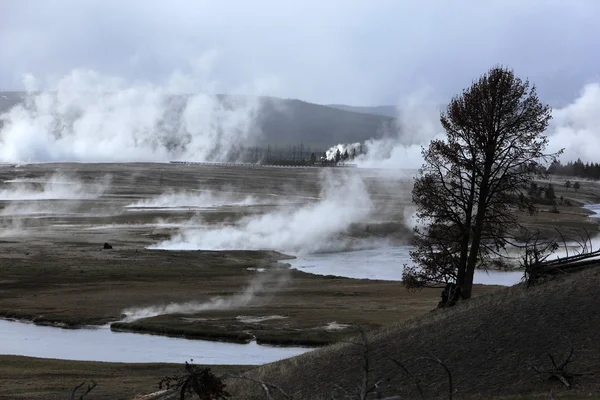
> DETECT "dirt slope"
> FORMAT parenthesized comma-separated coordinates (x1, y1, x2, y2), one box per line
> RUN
(227, 268, 600, 399)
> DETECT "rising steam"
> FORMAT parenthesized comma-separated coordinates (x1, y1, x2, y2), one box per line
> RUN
(0, 172, 111, 236)
(121, 269, 290, 322)
(126, 190, 263, 210)
(0, 173, 109, 202)
(547, 83, 600, 162)
(328, 83, 600, 169)
(325, 89, 445, 169)
(0, 70, 267, 163)
(150, 169, 373, 254)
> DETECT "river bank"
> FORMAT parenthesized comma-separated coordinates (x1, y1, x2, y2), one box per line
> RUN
(0, 355, 247, 400)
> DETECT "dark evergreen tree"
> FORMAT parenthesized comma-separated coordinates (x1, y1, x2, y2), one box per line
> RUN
(545, 184, 556, 203)
(404, 66, 560, 303)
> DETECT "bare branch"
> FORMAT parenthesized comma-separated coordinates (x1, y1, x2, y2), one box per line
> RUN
(416, 354, 454, 400)
(68, 381, 97, 400)
(222, 374, 291, 400)
(526, 336, 595, 389)
(386, 356, 426, 400)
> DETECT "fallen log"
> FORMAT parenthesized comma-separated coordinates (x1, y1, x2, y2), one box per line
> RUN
(524, 249, 600, 287)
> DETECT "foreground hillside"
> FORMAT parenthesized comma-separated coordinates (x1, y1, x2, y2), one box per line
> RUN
(227, 267, 600, 399)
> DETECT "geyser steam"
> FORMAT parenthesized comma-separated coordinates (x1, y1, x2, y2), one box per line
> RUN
(121, 269, 290, 321)
(325, 90, 445, 170)
(151, 169, 373, 254)
(0, 70, 266, 163)
(0, 173, 109, 201)
(126, 190, 263, 210)
(328, 83, 600, 170)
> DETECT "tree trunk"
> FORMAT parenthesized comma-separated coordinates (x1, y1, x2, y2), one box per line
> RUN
(463, 161, 493, 299)
(456, 161, 478, 297)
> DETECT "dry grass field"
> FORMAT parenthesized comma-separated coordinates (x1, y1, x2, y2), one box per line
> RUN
(226, 267, 600, 399)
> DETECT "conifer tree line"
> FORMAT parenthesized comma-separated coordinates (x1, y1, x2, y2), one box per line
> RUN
(209, 143, 365, 164)
(547, 159, 600, 180)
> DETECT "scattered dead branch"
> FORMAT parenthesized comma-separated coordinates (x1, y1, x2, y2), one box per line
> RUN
(221, 374, 291, 400)
(520, 229, 600, 287)
(333, 327, 383, 400)
(386, 356, 425, 399)
(526, 336, 594, 388)
(68, 381, 97, 400)
(386, 352, 454, 400)
(158, 360, 229, 400)
(417, 354, 454, 400)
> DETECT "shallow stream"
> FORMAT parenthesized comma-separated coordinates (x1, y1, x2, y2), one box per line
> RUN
(0, 320, 312, 364)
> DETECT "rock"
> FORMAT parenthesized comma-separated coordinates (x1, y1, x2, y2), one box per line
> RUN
(103, 242, 113, 249)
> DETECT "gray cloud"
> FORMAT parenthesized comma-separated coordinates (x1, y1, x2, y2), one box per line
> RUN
(1, 0, 599, 105)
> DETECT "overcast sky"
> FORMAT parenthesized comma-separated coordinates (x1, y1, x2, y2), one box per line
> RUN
(2, 0, 599, 106)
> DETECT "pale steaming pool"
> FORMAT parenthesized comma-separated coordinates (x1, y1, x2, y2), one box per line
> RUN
(585, 204, 600, 218)
(0, 320, 312, 364)
(288, 247, 525, 286)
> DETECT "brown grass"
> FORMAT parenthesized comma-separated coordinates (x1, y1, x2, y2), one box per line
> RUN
(0, 239, 501, 345)
(227, 267, 600, 399)
(0, 164, 598, 399)
(0, 355, 248, 400)
(515, 177, 600, 240)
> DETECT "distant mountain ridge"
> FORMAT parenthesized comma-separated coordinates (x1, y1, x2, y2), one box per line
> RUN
(326, 104, 397, 118)
(0, 92, 394, 148)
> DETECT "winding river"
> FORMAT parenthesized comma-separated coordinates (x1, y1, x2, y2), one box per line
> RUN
(2, 201, 598, 365)
(288, 246, 525, 285)
(0, 319, 311, 364)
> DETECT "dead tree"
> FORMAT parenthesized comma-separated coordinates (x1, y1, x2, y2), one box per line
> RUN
(519, 229, 600, 287)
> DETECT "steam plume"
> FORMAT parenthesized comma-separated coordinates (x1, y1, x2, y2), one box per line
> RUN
(0, 172, 109, 201)
(150, 169, 373, 254)
(126, 190, 263, 210)
(121, 269, 290, 322)
(0, 70, 267, 163)
(547, 83, 600, 162)
(328, 83, 600, 170)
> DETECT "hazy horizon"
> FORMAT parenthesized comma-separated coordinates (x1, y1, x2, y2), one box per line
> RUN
(2, 0, 600, 106)
(1, 1, 600, 164)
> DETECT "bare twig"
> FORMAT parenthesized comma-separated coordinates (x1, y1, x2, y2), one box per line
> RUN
(526, 336, 594, 388)
(521, 228, 600, 287)
(554, 228, 569, 259)
(386, 356, 425, 400)
(69, 381, 97, 400)
(222, 374, 291, 400)
(334, 327, 390, 400)
(417, 354, 454, 400)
